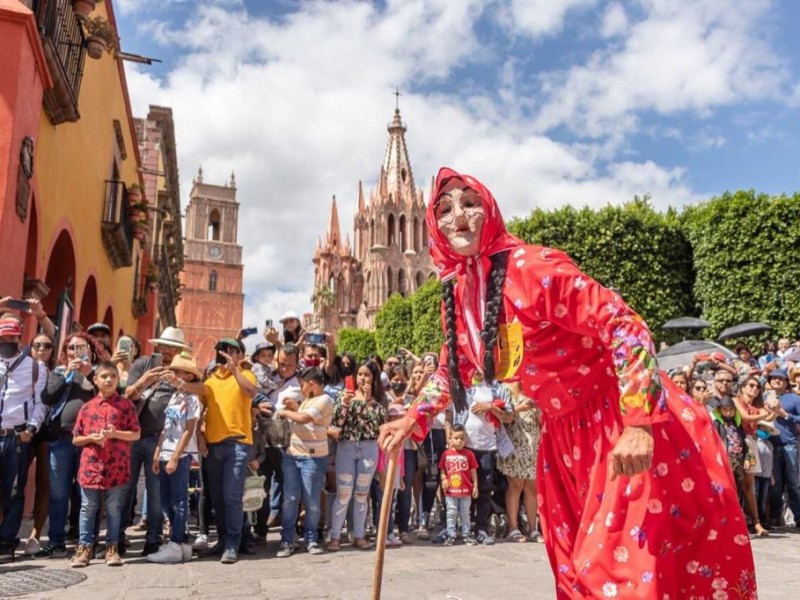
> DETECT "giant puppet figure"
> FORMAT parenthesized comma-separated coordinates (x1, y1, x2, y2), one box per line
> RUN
(379, 168, 757, 599)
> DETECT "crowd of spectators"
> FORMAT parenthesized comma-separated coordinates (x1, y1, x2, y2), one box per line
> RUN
(668, 339, 800, 535)
(1, 294, 797, 573)
(0, 302, 543, 570)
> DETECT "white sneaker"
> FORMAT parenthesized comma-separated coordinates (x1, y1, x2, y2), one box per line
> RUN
(22, 538, 41, 556)
(192, 534, 209, 551)
(181, 543, 192, 562)
(146, 541, 183, 564)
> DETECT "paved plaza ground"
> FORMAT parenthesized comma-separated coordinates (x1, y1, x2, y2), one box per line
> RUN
(1, 524, 798, 599)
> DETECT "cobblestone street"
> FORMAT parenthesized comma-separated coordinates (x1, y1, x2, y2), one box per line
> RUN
(2, 525, 798, 599)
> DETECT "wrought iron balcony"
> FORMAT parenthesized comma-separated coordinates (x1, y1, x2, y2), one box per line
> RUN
(34, 0, 86, 125)
(101, 179, 133, 268)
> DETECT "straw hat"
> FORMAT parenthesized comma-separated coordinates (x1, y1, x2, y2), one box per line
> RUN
(168, 352, 202, 380)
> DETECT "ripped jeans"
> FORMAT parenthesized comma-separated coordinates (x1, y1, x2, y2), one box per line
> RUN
(330, 440, 379, 541)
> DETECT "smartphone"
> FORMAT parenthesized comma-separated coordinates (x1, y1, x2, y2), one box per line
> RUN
(215, 351, 227, 365)
(117, 336, 133, 360)
(306, 332, 326, 344)
(150, 353, 163, 368)
(344, 376, 356, 393)
(265, 319, 273, 328)
(241, 327, 258, 337)
(6, 299, 30, 311)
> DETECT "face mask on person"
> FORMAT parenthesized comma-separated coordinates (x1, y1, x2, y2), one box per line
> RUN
(390, 381, 407, 395)
(340, 365, 353, 377)
(0, 342, 20, 359)
(304, 357, 321, 368)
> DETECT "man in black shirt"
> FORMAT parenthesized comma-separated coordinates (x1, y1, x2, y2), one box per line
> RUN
(120, 327, 189, 556)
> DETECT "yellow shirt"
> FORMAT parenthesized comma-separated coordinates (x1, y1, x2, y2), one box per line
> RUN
(202, 368, 257, 445)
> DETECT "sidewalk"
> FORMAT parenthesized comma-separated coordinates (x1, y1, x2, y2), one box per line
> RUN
(2, 524, 798, 599)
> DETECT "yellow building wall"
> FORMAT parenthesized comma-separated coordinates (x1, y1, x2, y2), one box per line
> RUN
(33, 2, 142, 335)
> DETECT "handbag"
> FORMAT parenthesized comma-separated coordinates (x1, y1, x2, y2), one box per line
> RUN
(242, 466, 267, 524)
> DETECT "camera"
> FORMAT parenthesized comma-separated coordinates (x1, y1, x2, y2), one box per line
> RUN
(265, 319, 273, 328)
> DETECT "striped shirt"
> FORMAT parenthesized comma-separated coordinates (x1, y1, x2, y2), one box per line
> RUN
(287, 394, 333, 458)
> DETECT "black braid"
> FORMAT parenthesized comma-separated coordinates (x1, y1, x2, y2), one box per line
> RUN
(480, 251, 509, 382)
(443, 280, 467, 412)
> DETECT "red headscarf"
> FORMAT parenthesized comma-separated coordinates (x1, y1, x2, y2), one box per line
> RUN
(426, 167, 523, 282)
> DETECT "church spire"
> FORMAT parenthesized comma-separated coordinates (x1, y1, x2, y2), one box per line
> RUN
(327, 195, 341, 247)
(357, 180, 366, 213)
(381, 104, 416, 206)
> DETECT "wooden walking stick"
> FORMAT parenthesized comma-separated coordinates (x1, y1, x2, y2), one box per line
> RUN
(372, 445, 400, 600)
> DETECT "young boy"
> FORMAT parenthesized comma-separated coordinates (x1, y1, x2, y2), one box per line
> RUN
(71, 361, 140, 568)
(147, 353, 202, 564)
(439, 424, 478, 546)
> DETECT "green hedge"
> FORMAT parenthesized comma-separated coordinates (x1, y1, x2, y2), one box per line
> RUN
(335, 327, 376, 363)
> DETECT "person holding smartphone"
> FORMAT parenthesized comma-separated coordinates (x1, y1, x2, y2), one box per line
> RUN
(120, 327, 190, 556)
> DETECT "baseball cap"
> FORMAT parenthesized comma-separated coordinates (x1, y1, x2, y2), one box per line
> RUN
(0, 318, 22, 337)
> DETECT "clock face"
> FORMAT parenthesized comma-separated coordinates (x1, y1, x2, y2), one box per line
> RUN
(208, 245, 222, 258)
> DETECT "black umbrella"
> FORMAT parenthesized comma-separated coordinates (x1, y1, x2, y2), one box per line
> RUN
(717, 322, 773, 342)
(656, 340, 737, 373)
(662, 317, 711, 331)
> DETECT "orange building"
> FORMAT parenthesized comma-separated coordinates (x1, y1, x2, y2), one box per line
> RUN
(175, 169, 245, 367)
(0, 0, 180, 349)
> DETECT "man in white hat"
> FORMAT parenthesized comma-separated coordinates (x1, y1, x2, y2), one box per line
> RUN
(120, 326, 190, 556)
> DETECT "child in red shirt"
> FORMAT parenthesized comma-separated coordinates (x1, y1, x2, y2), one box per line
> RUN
(70, 361, 140, 568)
(438, 424, 478, 546)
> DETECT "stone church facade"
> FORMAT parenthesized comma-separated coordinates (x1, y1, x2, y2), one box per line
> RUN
(311, 108, 435, 333)
(176, 169, 245, 366)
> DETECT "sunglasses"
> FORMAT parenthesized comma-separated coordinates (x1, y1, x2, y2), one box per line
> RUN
(715, 379, 733, 384)
(67, 344, 89, 351)
(745, 382, 761, 389)
(32, 342, 53, 350)
(693, 385, 707, 391)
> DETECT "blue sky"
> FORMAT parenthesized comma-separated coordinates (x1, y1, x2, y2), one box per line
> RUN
(114, 0, 800, 329)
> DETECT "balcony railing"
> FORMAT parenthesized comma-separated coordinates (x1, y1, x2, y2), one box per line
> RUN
(101, 179, 134, 269)
(34, 0, 86, 125)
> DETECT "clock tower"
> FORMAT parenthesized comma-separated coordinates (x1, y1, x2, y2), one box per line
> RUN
(176, 168, 245, 367)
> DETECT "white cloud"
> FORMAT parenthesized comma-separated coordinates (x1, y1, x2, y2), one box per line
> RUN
(122, 0, 793, 332)
(508, 0, 597, 37)
(600, 2, 629, 38)
(533, 0, 789, 137)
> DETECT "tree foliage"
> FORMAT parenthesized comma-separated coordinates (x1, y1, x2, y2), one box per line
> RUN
(681, 190, 800, 339)
(336, 327, 376, 363)
(508, 197, 696, 343)
(410, 277, 444, 355)
(374, 293, 412, 359)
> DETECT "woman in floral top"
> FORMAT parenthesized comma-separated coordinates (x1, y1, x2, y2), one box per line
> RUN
(327, 359, 386, 551)
(380, 167, 756, 599)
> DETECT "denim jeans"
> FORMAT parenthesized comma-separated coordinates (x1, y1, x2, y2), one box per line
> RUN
(330, 440, 379, 540)
(206, 440, 250, 551)
(445, 496, 472, 538)
(280, 454, 327, 544)
(47, 437, 82, 546)
(769, 443, 800, 523)
(265, 446, 284, 518)
(0, 436, 31, 545)
(79, 485, 125, 546)
(159, 455, 191, 544)
(755, 475, 771, 525)
(121, 435, 162, 545)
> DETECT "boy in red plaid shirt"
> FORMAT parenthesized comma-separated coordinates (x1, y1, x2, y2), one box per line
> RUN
(70, 361, 140, 568)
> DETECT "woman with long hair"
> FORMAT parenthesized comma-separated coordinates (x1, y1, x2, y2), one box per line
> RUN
(733, 375, 777, 536)
(33, 333, 99, 558)
(327, 359, 386, 551)
(379, 167, 756, 599)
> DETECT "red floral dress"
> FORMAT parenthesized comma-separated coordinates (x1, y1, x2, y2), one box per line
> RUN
(408, 168, 757, 599)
